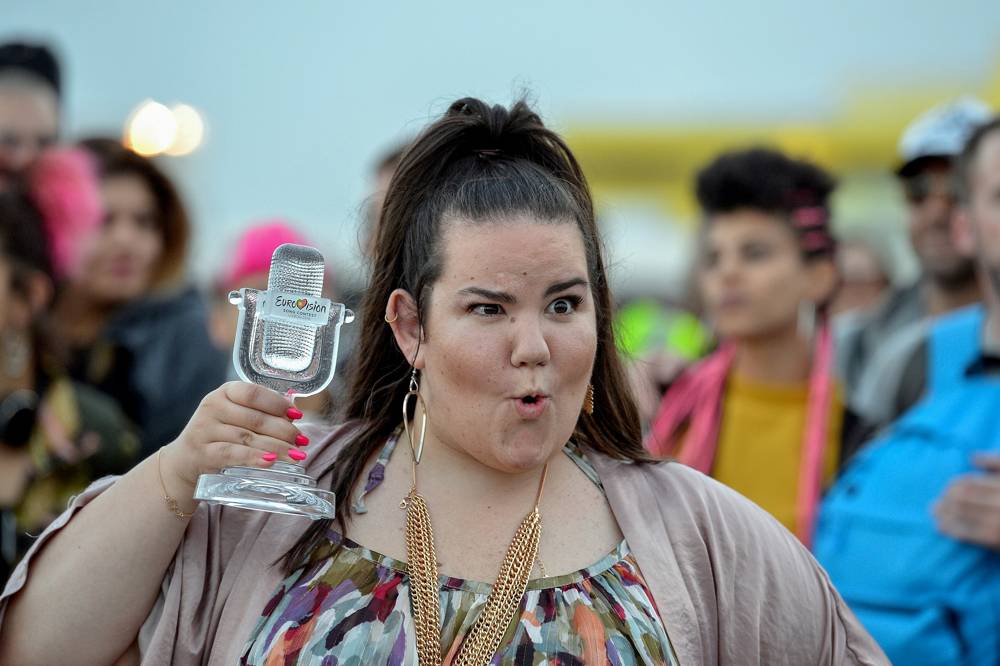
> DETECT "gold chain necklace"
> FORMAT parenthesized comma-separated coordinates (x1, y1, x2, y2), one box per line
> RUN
(402, 451, 548, 666)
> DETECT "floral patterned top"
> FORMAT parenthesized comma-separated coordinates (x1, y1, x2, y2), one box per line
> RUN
(240, 437, 679, 665)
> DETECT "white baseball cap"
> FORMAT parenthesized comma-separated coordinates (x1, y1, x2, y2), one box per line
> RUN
(896, 96, 993, 177)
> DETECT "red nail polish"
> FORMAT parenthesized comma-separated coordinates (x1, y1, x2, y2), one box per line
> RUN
(295, 434, 310, 446)
(262, 452, 277, 462)
(286, 407, 304, 420)
(288, 449, 307, 461)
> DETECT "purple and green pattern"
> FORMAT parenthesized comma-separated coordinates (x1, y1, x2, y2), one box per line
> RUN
(240, 443, 678, 665)
(241, 533, 677, 665)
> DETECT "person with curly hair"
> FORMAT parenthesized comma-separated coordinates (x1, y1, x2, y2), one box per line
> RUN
(647, 147, 848, 546)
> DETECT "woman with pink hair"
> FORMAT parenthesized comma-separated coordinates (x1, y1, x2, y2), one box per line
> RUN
(52, 139, 227, 458)
(647, 148, 853, 547)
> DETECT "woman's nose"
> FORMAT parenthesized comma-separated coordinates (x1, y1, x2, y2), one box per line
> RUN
(106, 217, 138, 245)
(712, 253, 742, 283)
(509, 317, 550, 367)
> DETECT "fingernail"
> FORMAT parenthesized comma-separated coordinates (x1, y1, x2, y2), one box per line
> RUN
(288, 449, 307, 461)
(286, 407, 304, 420)
(295, 433, 310, 446)
(262, 452, 277, 462)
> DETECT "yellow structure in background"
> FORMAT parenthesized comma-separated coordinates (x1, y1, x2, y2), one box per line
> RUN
(567, 60, 1000, 228)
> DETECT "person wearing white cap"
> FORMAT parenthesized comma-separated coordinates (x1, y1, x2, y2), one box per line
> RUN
(838, 97, 992, 430)
(816, 113, 1000, 665)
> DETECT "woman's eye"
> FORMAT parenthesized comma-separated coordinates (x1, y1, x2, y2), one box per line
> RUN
(547, 297, 580, 315)
(136, 214, 160, 232)
(471, 304, 504, 316)
(743, 244, 773, 260)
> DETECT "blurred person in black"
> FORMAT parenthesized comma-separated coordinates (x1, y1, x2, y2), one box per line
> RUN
(0, 42, 60, 192)
(360, 143, 406, 261)
(325, 143, 408, 421)
(838, 99, 990, 404)
(0, 149, 138, 583)
(51, 139, 226, 458)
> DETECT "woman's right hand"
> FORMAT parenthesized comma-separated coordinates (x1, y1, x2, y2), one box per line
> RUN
(0, 380, 309, 665)
(159, 381, 306, 493)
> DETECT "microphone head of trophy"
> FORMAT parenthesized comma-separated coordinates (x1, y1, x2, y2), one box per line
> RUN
(193, 243, 352, 519)
(229, 243, 354, 398)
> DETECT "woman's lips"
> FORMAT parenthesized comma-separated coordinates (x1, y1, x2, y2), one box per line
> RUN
(512, 396, 549, 420)
(105, 259, 139, 280)
(716, 293, 750, 311)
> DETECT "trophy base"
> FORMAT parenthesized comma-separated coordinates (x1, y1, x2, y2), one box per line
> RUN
(193, 462, 335, 520)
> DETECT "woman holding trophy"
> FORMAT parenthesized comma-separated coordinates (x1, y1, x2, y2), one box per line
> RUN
(0, 99, 886, 665)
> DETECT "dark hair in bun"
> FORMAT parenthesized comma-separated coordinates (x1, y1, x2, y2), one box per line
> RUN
(284, 97, 646, 571)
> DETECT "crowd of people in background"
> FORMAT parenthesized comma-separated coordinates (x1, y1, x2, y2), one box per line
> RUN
(0, 39, 999, 664)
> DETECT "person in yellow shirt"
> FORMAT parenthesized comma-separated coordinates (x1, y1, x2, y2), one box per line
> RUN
(647, 147, 847, 547)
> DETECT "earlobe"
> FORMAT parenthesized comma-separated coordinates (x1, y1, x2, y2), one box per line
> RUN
(24, 271, 54, 318)
(806, 259, 839, 306)
(386, 288, 425, 369)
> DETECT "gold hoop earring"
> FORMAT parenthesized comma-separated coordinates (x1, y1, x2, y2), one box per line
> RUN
(583, 383, 595, 415)
(384, 312, 398, 324)
(402, 368, 428, 464)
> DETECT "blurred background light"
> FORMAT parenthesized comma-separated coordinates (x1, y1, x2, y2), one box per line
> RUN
(165, 104, 205, 156)
(123, 100, 205, 157)
(124, 99, 176, 156)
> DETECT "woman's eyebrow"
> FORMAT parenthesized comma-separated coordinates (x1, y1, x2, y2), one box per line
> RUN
(458, 286, 516, 304)
(544, 278, 588, 297)
(458, 278, 588, 303)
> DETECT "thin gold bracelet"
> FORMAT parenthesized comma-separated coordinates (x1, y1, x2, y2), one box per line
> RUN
(157, 448, 196, 519)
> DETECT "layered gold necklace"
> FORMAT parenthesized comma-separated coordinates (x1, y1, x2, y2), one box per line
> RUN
(402, 442, 549, 666)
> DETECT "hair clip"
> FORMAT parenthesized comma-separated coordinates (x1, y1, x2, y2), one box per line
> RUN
(792, 206, 828, 229)
(475, 148, 502, 160)
(801, 230, 834, 253)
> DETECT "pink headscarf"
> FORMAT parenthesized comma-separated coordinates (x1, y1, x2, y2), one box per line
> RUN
(217, 220, 310, 291)
(646, 323, 835, 547)
(26, 147, 103, 280)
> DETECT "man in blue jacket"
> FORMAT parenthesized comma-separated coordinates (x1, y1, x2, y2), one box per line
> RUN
(816, 115, 1000, 665)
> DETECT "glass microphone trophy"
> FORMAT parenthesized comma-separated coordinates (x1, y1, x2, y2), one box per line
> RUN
(193, 243, 353, 519)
